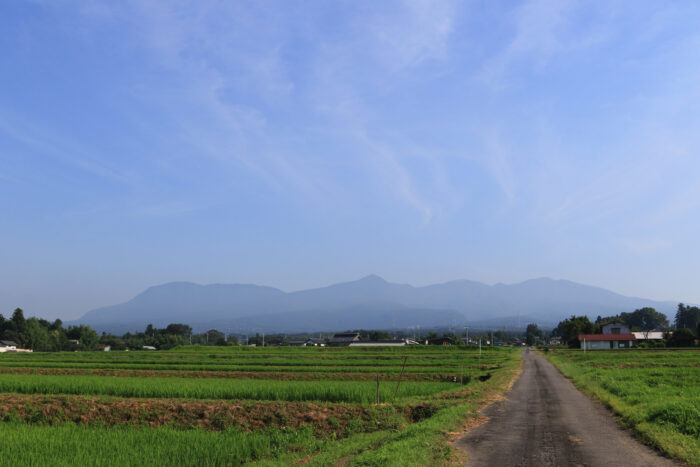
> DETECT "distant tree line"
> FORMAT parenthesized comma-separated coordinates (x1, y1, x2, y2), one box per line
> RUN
(552, 304, 699, 348)
(0, 308, 242, 352)
(105, 324, 239, 350)
(9, 303, 695, 352)
(1, 310, 529, 351)
(0, 308, 99, 351)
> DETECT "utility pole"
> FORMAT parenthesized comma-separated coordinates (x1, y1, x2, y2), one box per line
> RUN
(465, 327, 469, 346)
(262, 332, 265, 347)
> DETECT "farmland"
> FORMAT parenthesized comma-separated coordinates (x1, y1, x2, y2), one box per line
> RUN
(544, 349, 700, 466)
(0, 346, 520, 465)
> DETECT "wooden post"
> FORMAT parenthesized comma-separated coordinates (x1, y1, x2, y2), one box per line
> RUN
(377, 374, 381, 404)
(392, 356, 408, 404)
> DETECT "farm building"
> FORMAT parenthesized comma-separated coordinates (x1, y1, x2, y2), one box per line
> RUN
(286, 341, 307, 347)
(632, 331, 665, 341)
(305, 338, 326, 347)
(0, 340, 18, 352)
(427, 337, 455, 346)
(329, 332, 361, 346)
(349, 340, 406, 347)
(601, 323, 631, 334)
(579, 322, 636, 349)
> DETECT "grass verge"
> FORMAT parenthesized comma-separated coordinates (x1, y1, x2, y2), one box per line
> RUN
(254, 349, 522, 466)
(543, 349, 699, 466)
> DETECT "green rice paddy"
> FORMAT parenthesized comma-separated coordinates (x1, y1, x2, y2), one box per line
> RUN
(0, 345, 521, 466)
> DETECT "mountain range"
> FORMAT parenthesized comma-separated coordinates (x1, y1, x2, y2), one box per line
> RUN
(71, 275, 679, 334)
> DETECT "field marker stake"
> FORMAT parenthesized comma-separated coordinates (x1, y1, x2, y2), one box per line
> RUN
(376, 374, 381, 404)
(392, 356, 408, 404)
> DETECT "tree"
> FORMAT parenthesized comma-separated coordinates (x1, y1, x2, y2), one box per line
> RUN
(620, 307, 669, 338)
(10, 308, 26, 345)
(675, 304, 700, 331)
(368, 330, 391, 341)
(65, 325, 99, 351)
(667, 328, 696, 347)
(164, 323, 192, 337)
(203, 329, 225, 345)
(595, 315, 621, 326)
(24, 318, 54, 351)
(99, 333, 127, 351)
(251, 333, 264, 346)
(525, 324, 543, 346)
(552, 316, 596, 348)
(493, 330, 507, 341)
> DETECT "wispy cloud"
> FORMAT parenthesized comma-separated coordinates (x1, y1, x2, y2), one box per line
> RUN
(364, 0, 457, 70)
(479, 130, 516, 202)
(479, 0, 610, 87)
(355, 129, 434, 223)
(0, 110, 132, 184)
(620, 236, 671, 255)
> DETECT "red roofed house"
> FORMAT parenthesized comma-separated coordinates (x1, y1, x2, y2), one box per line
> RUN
(579, 322, 636, 350)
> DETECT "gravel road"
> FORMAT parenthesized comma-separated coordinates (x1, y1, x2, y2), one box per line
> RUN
(455, 349, 676, 466)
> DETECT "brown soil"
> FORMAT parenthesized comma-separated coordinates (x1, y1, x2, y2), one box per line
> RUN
(0, 393, 380, 437)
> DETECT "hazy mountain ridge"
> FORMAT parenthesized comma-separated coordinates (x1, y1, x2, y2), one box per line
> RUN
(72, 275, 679, 334)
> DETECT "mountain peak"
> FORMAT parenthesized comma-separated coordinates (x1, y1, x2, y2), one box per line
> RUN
(74, 276, 678, 334)
(357, 274, 387, 283)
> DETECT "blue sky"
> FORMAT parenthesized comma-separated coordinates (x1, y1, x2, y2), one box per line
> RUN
(2, 0, 700, 320)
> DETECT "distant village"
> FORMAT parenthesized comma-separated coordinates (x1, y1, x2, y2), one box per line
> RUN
(1, 304, 698, 352)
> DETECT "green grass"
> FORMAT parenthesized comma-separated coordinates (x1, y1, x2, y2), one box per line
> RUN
(0, 347, 509, 375)
(0, 374, 456, 403)
(544, 349, 700, 466)
(0, 342, 507, 375)
(0, 423, 320, 466)
(255, 350, 523, 466)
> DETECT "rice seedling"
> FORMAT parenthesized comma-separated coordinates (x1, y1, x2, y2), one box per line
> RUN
(0, 374, 457, 403)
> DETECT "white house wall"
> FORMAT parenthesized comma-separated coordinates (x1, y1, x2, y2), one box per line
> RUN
(580, 340, 634, 350)
(581, 341, 607, 349)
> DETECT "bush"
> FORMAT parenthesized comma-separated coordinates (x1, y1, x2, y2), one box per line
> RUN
(667, 328, 696, 347)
